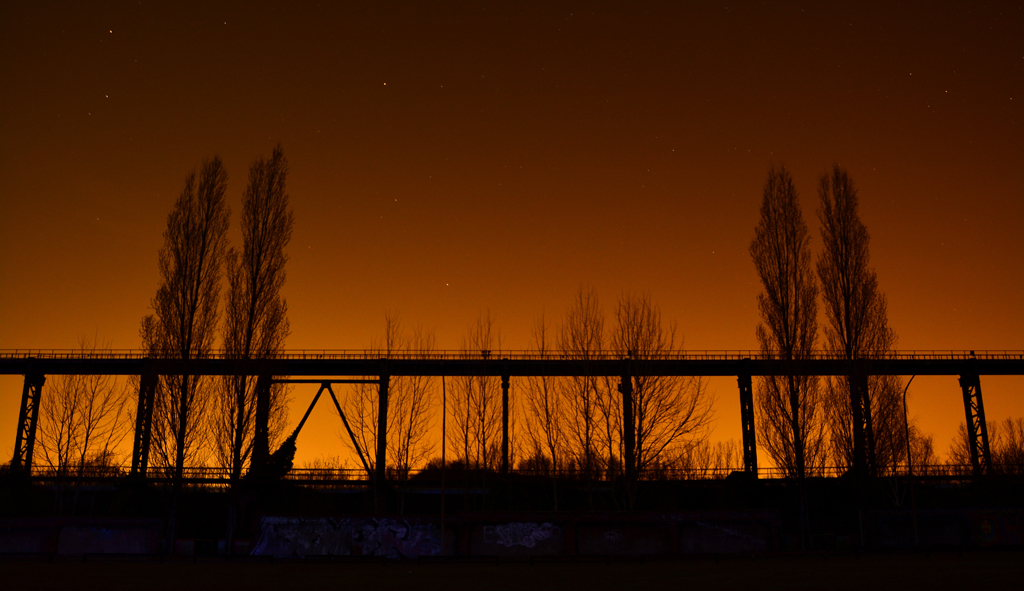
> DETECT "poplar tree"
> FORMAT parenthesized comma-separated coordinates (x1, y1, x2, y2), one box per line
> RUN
(816, 165, 905, 474)
(750, 166, 826, 478)
(144, 157, 230, 483)
(215, 145, 294, 481)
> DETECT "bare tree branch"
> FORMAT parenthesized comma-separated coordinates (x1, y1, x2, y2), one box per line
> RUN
(612, 292, 713, 476)
(449, 311, 502, 468)
(343, 314, 438, 478)
(523, 313, 564, 473)
(558, 287, 604, 476)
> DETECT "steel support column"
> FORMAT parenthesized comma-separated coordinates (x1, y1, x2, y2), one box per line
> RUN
(130, 371, 158, 478)
(251, 374, 273, 471)
(848, 372, 871, 477)
(959, 373, 992, 477)
(737, 373, 757, 476)
(864, 378, 878, 477)
(619, 373, 634, 481)
(499, 370, 507, 473)
(11, 372, 45, 476)
(375, 374, 390, 488)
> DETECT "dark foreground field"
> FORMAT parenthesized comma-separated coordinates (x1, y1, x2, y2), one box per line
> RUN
(3, 551, 1022, 591)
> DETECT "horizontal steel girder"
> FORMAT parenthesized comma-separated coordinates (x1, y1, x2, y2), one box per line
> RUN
(1, 356, 1021, 377)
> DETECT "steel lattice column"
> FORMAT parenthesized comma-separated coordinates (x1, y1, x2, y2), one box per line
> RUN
(619, 373, 635, 481)
(130, 371, 158, 477)
(375, 374, 390, 490)
(848, 372, 872, 477)
(737, 373, 757, 476)
(501, 368, 510, 475)
(11, 372, 45, 476)
(959, 373, 992, 477)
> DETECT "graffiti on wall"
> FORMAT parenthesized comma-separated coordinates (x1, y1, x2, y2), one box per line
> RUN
(251, 517, 441, 558)
(484, 522, 559, 548)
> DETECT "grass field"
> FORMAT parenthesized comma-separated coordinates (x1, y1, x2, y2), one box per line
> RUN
(3, 551, 1022, 591)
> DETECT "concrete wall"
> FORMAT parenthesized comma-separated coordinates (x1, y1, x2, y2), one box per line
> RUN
(251, 511, 780, 557)
(0, 518, 161, 555)
(251, 517, 443, 558)
(575, 523, 668, 555)
(471, 522, 564, 556)
(865, 508, 1024, 549)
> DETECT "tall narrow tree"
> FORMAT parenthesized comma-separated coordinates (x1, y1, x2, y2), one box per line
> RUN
(145, 157, 231, 483)
(816, 165, 905, 475)
(215, 145, 294, 481)
(750, 166, 826, 478)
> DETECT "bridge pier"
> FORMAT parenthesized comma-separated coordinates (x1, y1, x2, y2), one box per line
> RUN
(11, 371, 45, 476)
(130, 370, 158, 478)
(737, 373, 757, 476)
(864, 377, 878, 476)
(501, 370, 510, 474)
(619, 372, 634, 481)
(848, 372, 874, 477)
(375, 373, 390, 491)
(959, 373, 992, 476)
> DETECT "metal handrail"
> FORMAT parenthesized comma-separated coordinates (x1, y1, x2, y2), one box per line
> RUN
(22, 462, 1022, 483)
(2, 349, 1022, 361)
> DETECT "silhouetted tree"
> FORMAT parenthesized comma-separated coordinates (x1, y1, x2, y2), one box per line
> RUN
(907, 423, 938, 474)
(826, 372, 907, 474)
(947, 420, 993, 476)
(449, 311, 502, 468)
(994, 417, 1024, 474)
(558, 287, 605, 476)
(523, 314, 564, 474)
(387, 321, 438, 478)
(612, 292, 712, 477)
(214, 145, 293, 481)
(948, 417, 1024, 475)
(143, 157, 230, 482)
(815, 165, 906, 475)
(344, 314, 438, 478)
(676, 439, 741, 479)
(299, 455, 350, 483)
(344, 317, 395, 479)
(36, 338, 131, 491)
(750, 166, 826, 478)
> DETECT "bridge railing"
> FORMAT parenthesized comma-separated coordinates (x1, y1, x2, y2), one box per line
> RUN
(20, 462, 1022, 485)
(2, 349, 1022, 361)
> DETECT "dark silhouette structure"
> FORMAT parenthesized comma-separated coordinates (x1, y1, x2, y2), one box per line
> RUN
(4, 349, 1019, 483)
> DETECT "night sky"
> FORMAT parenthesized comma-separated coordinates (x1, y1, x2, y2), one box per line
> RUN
(1, 2, 1021, 467)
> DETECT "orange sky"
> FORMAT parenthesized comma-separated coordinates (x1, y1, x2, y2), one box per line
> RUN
(1, 2, 1021, 468)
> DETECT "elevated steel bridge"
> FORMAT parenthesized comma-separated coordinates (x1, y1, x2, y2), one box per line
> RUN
(3, 349, 1022, 486)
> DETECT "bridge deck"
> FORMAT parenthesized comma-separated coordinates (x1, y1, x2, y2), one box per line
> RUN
(1, 349, 1022, 376)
